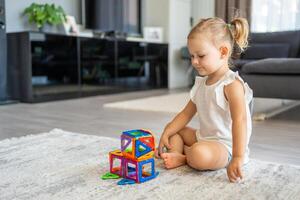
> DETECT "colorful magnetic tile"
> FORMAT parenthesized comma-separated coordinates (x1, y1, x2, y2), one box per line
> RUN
(109, 149, 123, 156)
(101, 172, 120, 180)
(117, 178, 136, 185)
(138, 158, 156, 183)
(140, 129, 153, 136)
(122, 129, 151, 138)
(121, 135, 132, 152)
(137, 151, 154, 161)
(109, 152, 124, 177)
(139, 136, 155, 150)
(135, 140, 152, 158)
(124, 158, 139, 182)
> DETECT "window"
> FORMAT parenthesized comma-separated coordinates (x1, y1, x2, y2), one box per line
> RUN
(251, 0, 300, 32)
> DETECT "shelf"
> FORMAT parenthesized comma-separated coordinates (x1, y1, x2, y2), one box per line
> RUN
(7, 31, 168, 102)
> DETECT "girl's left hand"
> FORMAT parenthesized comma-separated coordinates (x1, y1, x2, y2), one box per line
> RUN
(227, 156, 244, 183)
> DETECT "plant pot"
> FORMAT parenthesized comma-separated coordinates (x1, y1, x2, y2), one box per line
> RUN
(39, 24, 66, 34)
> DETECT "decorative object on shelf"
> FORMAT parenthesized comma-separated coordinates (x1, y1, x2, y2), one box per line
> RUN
(23, 3, 67, 30)
(63, 15, 78, 34)
(143, 27, 163, 42)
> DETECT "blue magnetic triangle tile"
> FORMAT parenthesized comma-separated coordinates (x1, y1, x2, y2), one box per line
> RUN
(117, 178, 136, 185)
(135, 140, 152, 157)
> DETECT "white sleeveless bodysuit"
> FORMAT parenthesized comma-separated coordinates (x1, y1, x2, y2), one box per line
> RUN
(190, 70, 253, 164)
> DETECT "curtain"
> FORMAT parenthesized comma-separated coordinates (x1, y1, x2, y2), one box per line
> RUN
(251, 0, 300, 32)
(215, 0, 252, 24)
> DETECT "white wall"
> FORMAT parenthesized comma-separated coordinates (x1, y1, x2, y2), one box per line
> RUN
(5, 0, 81, 33)
(168, 0, 192, 88)
(143, 0, 215, 89)
(192, 0, 215, 25)
(143, 0, 192, 88)
(142, 0, 169, 42)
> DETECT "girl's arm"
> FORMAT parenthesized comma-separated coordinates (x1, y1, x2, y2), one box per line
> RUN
(164, 100, 197, 136)
(157, 100, 197, 156)
(224, 79, 247, 182)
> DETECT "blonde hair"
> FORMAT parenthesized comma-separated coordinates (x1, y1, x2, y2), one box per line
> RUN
(188, 17, 249, 57)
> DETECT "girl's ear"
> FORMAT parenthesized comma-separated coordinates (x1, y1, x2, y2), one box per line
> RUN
(219, 45, 229, 58)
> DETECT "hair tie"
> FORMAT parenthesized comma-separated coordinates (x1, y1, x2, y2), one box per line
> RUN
(227, 23, 232, 29)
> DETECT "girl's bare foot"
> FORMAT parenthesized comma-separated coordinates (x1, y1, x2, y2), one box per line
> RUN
(161, 152, 186, 169)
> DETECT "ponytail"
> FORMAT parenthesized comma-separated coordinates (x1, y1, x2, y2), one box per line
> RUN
(188, 17, 249, 56)
(229, 18, 249, 52)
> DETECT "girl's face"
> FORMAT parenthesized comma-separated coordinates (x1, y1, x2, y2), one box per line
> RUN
(187, 34, 226, 76)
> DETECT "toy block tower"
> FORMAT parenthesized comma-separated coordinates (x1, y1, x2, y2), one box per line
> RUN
(121, 129, 155, 160)
(109, 129, 158, 184)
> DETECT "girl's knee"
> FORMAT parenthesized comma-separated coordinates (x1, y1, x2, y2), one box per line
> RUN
(169, 133, 182, 141)
(178, 127, 188, 136)
(186, 143, 213, 170)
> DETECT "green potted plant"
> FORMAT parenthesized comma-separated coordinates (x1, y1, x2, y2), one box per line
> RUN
(23, 3, 67, 30)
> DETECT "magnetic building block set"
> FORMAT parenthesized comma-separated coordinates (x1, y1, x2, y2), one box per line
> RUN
(102, 129, 159, 185)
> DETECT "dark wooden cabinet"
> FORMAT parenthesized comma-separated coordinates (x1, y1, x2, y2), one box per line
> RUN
(7, 32, 168, 102)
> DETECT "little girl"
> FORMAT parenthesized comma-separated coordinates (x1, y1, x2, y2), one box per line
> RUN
(155, 17, 253, 183)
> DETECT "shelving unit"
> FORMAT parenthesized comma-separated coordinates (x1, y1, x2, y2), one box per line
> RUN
(7, 31, 168, 103)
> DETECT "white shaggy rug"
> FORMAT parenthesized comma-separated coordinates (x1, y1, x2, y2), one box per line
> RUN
(1, 129, 300, 200)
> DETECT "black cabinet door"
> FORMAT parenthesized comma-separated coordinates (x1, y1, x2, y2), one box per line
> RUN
(30, 33, 80, 101)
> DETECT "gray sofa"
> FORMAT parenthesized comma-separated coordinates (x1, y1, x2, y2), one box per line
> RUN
(235, 30, 300, 100)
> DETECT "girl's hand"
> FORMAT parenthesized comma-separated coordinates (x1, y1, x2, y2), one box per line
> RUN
(227, 156, 244, 183)
(155, 132, 172, 158)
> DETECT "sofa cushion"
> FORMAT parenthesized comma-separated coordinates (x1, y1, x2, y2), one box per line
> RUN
(241, 58, 300, 75)
(250, 31, 300, 57)
(233, 59, 256, 69)
(242, 43, 290, 59)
